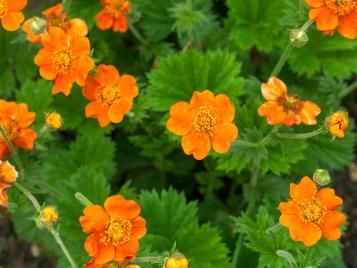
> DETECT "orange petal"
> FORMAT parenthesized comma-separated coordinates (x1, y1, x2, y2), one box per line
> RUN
(304, 0, 324, 8)
(53, 75, 74, 96)
(316, 188, 343, 210)
(181, 132, 211, 160)
(72, 36, 91, 54)
(108, 100, 133, 123)
(84, 233, 101, 257)
(95, 65, 120, 85)
(113, 16, 128, 32)
(13, 128, 37, 150)
(83, 78, 100, 100)
(96, 10, 113, 30)
(119, 75, 138, 99)
(42, 27, 67, 48)
(42, 3, 62, 16)
(73, 56, 95, 86)
(104, 195, 141, 220)
(299, 101, 321, 125)
(338, 10, 357, 39)
(39, 65, 57, 80)
(258, 101, 286, 125)
(132, 216, 147, 239)
(211, 123, 238, 154)
(8, 0, 27, 11)
(115, 239, 139, 261)
(1, 11, 24, 31)
(0, 183, 11, 207)
(68, 18, 88, 37)
(0, 161, 18, 183)
(309, 7, 338, 31)
(34, 49, 52, 66)
(79, 205, 108, 233)
(320, 211, 346, 240)
(283, 110, 301, 126)
(215, 94, 235, 123)
(290, 176, 317, 202)
(261, 77, 288, 101)
(289, 219, 322, 247)
(95, 243, 115, 265)
(278, 201, 299, 227)
(166, 102, 192, 136)
(190, 90, 215, 109)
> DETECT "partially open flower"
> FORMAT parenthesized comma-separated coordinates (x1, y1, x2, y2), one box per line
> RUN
(46, 112, 63, 129)
(96, 0, 131, 32)
(0, 160, 17, 207)
(326, 111, 349, 138)
(165, 253, 188, 268)
(38, 206, 59, 228)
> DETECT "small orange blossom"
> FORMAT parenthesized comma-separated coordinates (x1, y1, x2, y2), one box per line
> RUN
(96, 0, 131, 32)
(327, 111, 348, 138)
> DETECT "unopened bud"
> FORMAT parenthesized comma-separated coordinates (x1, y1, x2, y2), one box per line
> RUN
(45, 112, 63, 129)
(164, 253, 188, 268)
(38, 206, 58, 228)
(313, 169, 331, 186)
(30, 17, 46, 34)
(289, 29, 308, 48)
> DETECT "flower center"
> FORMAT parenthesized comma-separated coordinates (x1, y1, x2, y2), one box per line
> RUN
(95, 84, 121, 106)
(0, 0, 8, 18)
(100, 219, 132, 247)
(299, 199, 326, 224)
(107, 0, 131, 16)
(325, 0, 357, 16)
(52, 47, 74, 74)
(192, 106, 218, 133)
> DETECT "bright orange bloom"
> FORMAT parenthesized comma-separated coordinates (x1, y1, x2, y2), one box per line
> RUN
(0, 100, 37, 158)
(80, 195, 146, 266)
(96, 0, 131, 32)
(34, 27, 94, 96)
(305, 0, 357, 39)
(258, 77, 321, 126)
(327, 111, 349, 138)
(83, 64, 138, 127)
(0, 0, 27, 31)
(279, 176, 346, 247)
(167, 90, 238, 160)
(22, 3, 88, 44)
(0, 160, 17, 207)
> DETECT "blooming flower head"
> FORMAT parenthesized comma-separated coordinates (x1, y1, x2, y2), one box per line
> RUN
(258, 77, 321, 126)
(83, 64, 138, 127)
(279, 176, 346, 247)
(79, 195, 146, 266)
(327, 111, 349, 138)
(23, 3, 88, 44)
(45, 112, 63, 129)
(167, 90, 238, 160)
(34, 27, 94, 96)
(0, 100, 37, 158)
(96, 0, 131, 32)
(165, 253, 188, 268)
(305, 0, 357, 39)
(0, 160, 17, 207)
(0, 0, 27, 31)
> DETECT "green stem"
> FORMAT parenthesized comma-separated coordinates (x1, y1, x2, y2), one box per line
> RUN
(276, 250, 297, 268)
(13, 182, 41, 212)
(75, 192, 94, 207)
(231, 234, 244, 268)
(129, 23, 149, 46)
(133, 256, 162, 263)
(49, 228, 78, 268)
(339, 80, 357, 98)
(266, 223, 283, 234)
(276, 128, 323, 139)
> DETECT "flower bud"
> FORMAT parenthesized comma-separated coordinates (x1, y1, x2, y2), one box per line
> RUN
(326, 112, 348, 139)
(164, 253, 188, 268)
(289, 29, 309, 48)
(38, 206, 58, 228)
(30, 17, 46, 34)
(45, 112, 63, 129)
(313, 169, 331, 186)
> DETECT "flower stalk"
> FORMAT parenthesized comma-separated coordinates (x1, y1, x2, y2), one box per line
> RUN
(75, 192, 94, 207)
(339, 80, 357, 98)
(129, 23, 149, 46)
(276, 128, 323, 139)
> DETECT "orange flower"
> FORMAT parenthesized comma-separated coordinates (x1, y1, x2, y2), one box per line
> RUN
(0, 0, 27, 31)
(305, 0, 357, 39)
(167, 90, 238, 160)
(279, 176, 346, 247)
(96, 0, 131, 32)
(0, 160, 17, 207)
(34, 27, 94, 96)
(83, 64, 138, 127)
(327, 111, 349, 138)
(23, 3, 88, 44)
(0, 100, 37, 158)
(258, 77, 321, 126)
(79, 195, 146, 266)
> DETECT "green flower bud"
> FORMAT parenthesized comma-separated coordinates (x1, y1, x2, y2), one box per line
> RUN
(289, 29, 309, 48)
(313, 169, 331, 186)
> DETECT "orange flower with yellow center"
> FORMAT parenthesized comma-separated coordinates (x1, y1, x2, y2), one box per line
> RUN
(0, 100, 37, 159)
(327, 111, 349, 138)
(80, 195, 146, 266)
(0, 0, 27, 31)
(0, 160, 18, 207)
(34, 27, 94, 96)
(258, 77, 321, 126)
(83, 64, 138, 127)
(96, 0, 131, 32)
(23, 3, 88, 44)
(279, 176, 346, 247)
(305, 0, 357, 39)
(167, 90, 238, 160)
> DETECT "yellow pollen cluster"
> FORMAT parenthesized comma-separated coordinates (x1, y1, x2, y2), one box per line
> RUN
(0, 0, 8, 18)
(299, 199, 326, 224)
(100, 219, 132, 247)
(325, 0, 357, 16)
(192, 106, 218, 133)
(96, 84, 121, 106)
(52, 47, 74, 74)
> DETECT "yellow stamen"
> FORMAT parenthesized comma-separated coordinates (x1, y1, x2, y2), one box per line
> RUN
(95, 84, 121, 106)
(192, 106, 218, 133)
(52, 47, 74, 74)
(100, 218, 132, 247)
(299, 199, 326, 224)
(325, 0, 356, 16)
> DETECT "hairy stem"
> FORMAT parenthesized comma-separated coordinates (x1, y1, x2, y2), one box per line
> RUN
(75, 192, 94, 207)
(129, 23, 149, 46)
(339, 80, 357, 99)
(133, 256, 162, 263)
(276, 128, 323, 139)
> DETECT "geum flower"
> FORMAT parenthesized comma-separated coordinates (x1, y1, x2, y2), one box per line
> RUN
(83, 64, 138, 127)
(305, 0, 357, 39)
(279, 176, 346, 247)
(327, 111, 349, 138)
(0, 160, 18, 207)
(34, 27, 94, 96)
(23, 3, 88, 44)
(167, 90, 238, 160)
(0, 0, 27, 31)
(96, 0, 131, 32)
(79, 195, 146, 266)
(0, 100, 37, 158)
(258, 77, 321, 126)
